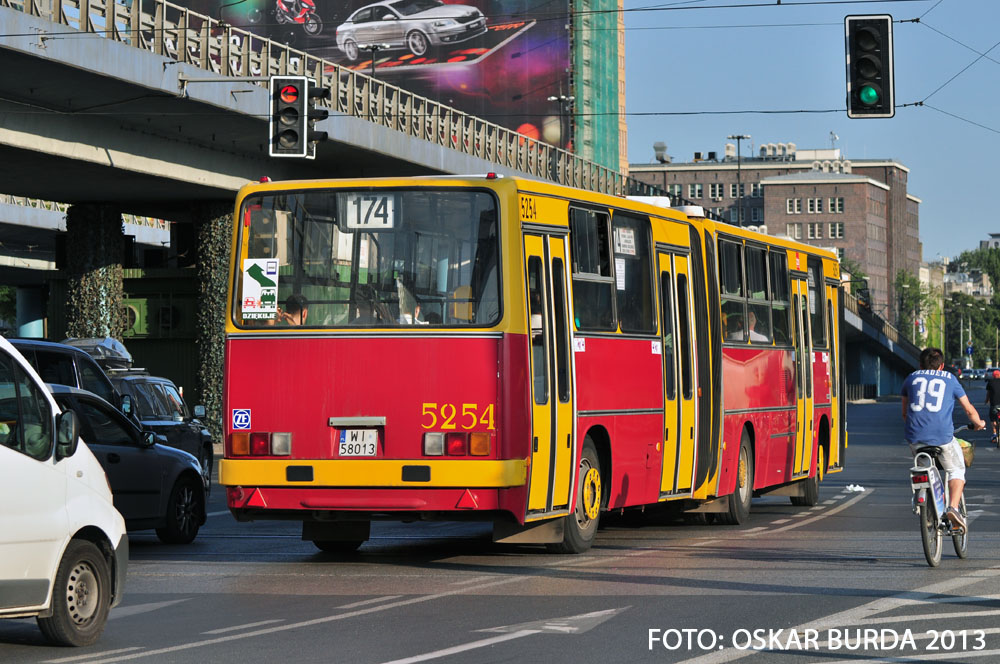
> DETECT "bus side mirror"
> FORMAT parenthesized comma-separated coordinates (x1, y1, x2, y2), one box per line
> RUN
(55, 410, 80, 461)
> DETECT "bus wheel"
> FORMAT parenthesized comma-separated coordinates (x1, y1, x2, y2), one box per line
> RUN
(548, 438, 602, 553)
(314, 540, 364, 554)
(719, 433, 753, 525)
(791, 446, 823, 506)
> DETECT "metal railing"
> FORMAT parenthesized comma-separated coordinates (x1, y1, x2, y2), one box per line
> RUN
(2, 0, 632, 195)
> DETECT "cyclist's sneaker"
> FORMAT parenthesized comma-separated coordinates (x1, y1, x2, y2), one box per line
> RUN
(946, 507, 966, 530)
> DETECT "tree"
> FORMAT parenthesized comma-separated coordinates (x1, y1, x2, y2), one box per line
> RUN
(894, 270, 934, 346)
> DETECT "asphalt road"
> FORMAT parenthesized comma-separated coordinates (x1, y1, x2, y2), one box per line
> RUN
(4, 383, 1000, 663)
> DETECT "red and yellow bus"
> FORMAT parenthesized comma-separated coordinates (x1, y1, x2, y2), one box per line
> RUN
(220, 175, 845, 553)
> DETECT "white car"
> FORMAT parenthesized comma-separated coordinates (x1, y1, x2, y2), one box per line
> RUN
(0, 337, 128, 646)
(336, 0, 487, 61)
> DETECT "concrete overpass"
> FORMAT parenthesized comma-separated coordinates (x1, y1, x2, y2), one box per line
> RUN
(842, 290, 920, 399)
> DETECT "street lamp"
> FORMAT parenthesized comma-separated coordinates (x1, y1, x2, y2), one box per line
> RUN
(547, 94, 575, 149)
(362, 43, 392, 79)
(727, 134, 750, 227)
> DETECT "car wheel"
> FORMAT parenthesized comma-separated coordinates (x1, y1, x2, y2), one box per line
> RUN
(406, 30, 429, 57)
(37, 540, 111, 647)
(156, 476, 203, 544)
(344, 39, 359, 62)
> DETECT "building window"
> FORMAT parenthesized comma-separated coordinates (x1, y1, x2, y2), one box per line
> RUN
(786, 223, 801, 239)
(807, 222, 823, 239)
(786, 198, 802, 214)
(806, 197, 823, 213)
(828, 197, 845, 213)
(750, 183, 762, 197)
(837, 248, 845, 261)
(709, 183, 723, 199)
(667, 184, 682, 198)
(688, 183, 702, 199)
(730, 183, 745, 198)
(829, 222, 844, 238)
(751, 207, 762, 223)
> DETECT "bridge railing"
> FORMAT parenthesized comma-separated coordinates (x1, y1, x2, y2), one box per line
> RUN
(3, 0, 631, 195)
(843, 288, 921, 359)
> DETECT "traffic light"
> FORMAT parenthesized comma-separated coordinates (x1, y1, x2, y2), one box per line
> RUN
(305, 81, 331, 160)
(845, 15, 894, 118)
(269, 76, 308, 157)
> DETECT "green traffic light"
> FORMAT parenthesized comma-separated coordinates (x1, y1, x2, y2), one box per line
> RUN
(859, 85, 880, 106)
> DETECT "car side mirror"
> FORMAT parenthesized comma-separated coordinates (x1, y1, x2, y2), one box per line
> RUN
(141, 431, 156, 448)
(193, 405, 206, 418)
(55, 410, 80, 461)
(121, 394, 133, 417)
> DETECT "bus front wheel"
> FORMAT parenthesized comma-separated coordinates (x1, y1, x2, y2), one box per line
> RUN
(548, 438, 602, 553)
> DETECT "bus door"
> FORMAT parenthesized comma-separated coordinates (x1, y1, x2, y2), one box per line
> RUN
(523, 234, 575, 516)
(658, 251, 697, 496)
(826, 282, 844, 471)
(791, 277, 814, 478)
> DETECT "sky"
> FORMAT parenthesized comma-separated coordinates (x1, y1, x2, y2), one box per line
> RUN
(623, 0, 998, 263)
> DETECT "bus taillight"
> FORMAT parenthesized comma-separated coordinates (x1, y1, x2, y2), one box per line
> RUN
(446, 432, 467, 456)
(229, 431, 292, 456)
(423, 431, 491, 456)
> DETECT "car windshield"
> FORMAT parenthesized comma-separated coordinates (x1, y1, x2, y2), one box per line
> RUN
(390, 0, 443, 16)
(235, 188, 501, 328)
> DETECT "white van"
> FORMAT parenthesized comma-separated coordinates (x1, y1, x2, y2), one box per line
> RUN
(0, 337, 127, 646)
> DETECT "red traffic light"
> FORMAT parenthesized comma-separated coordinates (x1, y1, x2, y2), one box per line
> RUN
(279, 85, 300, 104)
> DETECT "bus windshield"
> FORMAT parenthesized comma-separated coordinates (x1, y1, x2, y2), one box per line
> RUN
(234, 188, 500, 328)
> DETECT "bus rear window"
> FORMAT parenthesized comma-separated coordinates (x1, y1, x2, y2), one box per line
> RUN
(234, 189, 501, 328)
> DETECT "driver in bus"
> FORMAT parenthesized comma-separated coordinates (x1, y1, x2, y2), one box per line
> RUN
(901, 347, 985, 531)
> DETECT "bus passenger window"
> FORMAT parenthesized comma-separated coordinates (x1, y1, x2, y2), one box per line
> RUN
(769, 251, 791, 344)
(528, 257, 548, 404)
(612, 214, 656, 334)
(807, 258, 827, 348)
(746, 246, 771, 344)
(677, 274, 693, 399)
(569, 208, 615, 331)
(719, 239, 746, 342)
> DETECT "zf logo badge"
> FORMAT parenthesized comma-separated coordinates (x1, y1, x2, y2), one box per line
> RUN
(232, 409, 251, 430)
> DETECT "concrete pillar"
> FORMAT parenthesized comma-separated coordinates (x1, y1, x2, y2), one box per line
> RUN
(64, 204, 124, 339)
(194, 204, 233, 446)
(16, 286, 45, 338)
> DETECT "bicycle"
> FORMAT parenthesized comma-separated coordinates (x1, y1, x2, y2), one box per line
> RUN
(909, 427, 971, 567)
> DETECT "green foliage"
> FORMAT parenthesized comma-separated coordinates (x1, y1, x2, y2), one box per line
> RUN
(195, 206, 233, 445)
(944, 292, 1000, 366)
(0, 286, 15, 328)
(956, 247, 1000, 297)
(64, 206, 125, 339)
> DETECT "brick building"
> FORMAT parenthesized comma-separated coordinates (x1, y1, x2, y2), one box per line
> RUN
(629, 143, 921, 313)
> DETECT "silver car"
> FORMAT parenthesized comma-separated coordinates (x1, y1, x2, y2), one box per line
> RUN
(336, 0, 486, 61)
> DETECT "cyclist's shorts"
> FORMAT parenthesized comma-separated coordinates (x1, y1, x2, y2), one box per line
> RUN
(910, 437, 965, 483)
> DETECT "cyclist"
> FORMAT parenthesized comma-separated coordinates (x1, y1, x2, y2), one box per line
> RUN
(901, 347, 985, 530)
(985, 369, 1000, 444)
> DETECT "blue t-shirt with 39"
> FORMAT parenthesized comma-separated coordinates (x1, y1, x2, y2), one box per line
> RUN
(901, 369, 966, 446)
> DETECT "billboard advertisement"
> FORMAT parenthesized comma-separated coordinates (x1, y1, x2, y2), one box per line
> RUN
(185, 0, 573, 148)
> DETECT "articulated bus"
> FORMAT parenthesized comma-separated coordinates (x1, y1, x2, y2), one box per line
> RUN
(220, 174, 845, 553)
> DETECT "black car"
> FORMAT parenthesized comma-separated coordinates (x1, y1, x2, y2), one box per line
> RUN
(10, 338, 118, 405)
(49, 385, 206, 544)
(108, 370, 214, 479)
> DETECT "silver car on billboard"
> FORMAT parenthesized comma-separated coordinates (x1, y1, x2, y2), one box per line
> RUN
(336, 0, 487, 61)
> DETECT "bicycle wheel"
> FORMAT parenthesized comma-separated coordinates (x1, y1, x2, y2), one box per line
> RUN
(919, 503, 942, 567)
(953, 495, 968, 559)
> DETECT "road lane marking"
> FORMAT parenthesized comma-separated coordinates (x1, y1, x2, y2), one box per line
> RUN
(742, 527, 766, 533)
(206, 510, 230, 517)
(452, 576, 498, 586)
(679, 561, 1000, 663)
(823, 499, 837, 504)
(202, 619, 285, 634)
(81, 575, 531, 663)
(748, 490, 872, 536)
(771, 519, 791, 524)
(380, 630, 539, 664)
(823, 648, 1000, 663)
(336, 595, 404, 608)
(109, 599, 190, 619)
(44, 649, 144, 663)
(852, 607, 1000, 625)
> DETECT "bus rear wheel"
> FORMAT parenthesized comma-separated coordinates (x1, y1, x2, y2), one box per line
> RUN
(548, 438, 602, 553)
(791, 446, 823, 507)
(718, 432, 753, 525)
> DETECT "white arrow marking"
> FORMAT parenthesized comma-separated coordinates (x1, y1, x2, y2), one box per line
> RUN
(377, 607, 629, 664)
